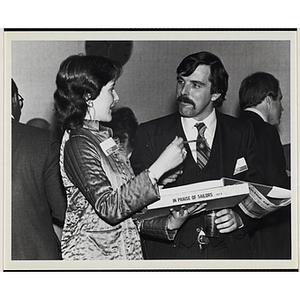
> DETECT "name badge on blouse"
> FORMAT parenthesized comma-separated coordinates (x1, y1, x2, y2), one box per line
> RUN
(100, 138, 118, 156)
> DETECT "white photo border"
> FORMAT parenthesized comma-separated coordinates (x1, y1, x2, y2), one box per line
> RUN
(2, 29, 298, 271)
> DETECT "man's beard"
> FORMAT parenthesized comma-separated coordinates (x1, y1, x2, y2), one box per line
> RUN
(176, 95, 196, 109)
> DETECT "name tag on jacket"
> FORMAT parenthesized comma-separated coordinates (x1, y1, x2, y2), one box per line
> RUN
(100, 138, 118, 156)
(233, 157, 248, 175)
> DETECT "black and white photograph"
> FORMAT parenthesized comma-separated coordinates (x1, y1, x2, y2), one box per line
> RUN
(1, 29, 298, 273)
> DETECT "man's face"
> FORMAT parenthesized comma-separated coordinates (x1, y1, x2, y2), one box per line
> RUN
(268, 88, 283, 126)
(176, 64, 218, 121)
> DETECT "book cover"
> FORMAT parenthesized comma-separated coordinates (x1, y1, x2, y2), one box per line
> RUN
(134, 178, 291, 220)
(135, 178, 250, 220)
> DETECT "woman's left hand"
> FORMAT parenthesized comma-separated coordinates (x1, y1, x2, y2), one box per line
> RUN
(167, 203, 207, 231)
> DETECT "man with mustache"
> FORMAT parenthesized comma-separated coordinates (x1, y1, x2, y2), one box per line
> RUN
(131, 51, 265, 259)
(239, 72, 290, 259)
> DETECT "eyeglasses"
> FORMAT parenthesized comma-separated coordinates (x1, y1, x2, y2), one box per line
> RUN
(18, 93, 24, 108)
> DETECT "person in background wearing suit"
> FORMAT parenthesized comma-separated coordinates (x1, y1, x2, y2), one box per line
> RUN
(131, 51, 266, 259)
(11, 79, 67, 260)
(239, 72, 291, 258)
(239, 72, 289, 188)
(103, 106, 138, 158)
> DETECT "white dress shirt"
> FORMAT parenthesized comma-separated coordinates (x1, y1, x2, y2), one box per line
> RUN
(181, 109, 217, 162)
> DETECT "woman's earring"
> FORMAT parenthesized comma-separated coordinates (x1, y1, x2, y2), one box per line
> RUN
(87, 100, 94, 108)
(87, 101, 95, 120)
(85, 93, 92, 101)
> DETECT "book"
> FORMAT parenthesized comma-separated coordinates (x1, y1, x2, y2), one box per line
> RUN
(221, 178, 291, 218)
(135, 178, 250, 220)
(236, 181, 291, 219)
(134, 178, 291, 220)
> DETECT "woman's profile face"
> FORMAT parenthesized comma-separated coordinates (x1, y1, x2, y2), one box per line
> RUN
(94, 80, 119, 122)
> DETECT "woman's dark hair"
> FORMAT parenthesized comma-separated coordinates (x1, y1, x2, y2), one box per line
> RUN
(176, 51, 229, 107)
(239, 72, 280, 110)
(54, 54, 122, 131)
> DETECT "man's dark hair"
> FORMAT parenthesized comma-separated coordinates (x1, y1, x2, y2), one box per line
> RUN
(12, 78, 18, 97)
(176, 51, 229, 107)
(239, 72, 280, 110)
(11, 78, 22, 121)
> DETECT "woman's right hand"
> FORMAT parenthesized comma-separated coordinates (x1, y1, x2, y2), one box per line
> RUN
(167, 203, 207, 230)
(148, 136, 187, 181)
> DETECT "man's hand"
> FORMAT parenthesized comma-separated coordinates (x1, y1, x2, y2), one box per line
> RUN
(214, 209, 244, 233)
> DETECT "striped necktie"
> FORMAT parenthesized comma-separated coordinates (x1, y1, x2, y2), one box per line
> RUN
(195, 122, 211, 169)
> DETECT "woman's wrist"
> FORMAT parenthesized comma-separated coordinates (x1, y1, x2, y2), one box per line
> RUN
(149, 160, 166, 182)
(147, 168, 158, 185)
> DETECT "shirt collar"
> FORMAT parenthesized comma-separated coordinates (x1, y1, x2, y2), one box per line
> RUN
(244, 107, 268, 122)
(82, 119, 113, 138)
(181, 108, 217, 137)
(83, 119, 101, 131)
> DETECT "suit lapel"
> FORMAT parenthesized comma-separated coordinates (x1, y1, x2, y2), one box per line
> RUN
(159, 112, 243, 178)
(153, 113, 187, 155)
(158, 112, 185, 138)
(212, 112, 243, 177)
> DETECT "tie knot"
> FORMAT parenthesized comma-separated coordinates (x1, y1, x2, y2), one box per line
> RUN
(195, 122, 206, 136)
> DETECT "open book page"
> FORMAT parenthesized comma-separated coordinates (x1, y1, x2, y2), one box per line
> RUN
(267, 186, 291, 198)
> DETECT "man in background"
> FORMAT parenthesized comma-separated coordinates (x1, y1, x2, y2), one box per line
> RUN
(104, 106, 138, 158)
(239, 72, 291, 258)
(239, 72, 289, 188)
(11, 79, 66, 260)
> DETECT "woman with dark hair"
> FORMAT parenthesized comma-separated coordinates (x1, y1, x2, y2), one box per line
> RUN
(54, 55, 203, 260)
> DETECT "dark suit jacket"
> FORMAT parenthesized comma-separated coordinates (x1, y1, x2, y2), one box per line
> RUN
(239, 111, 289, 188)
(131, 111, 265, 259)
(12, 120, 66, 260)
(239, 111, 291, 259)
